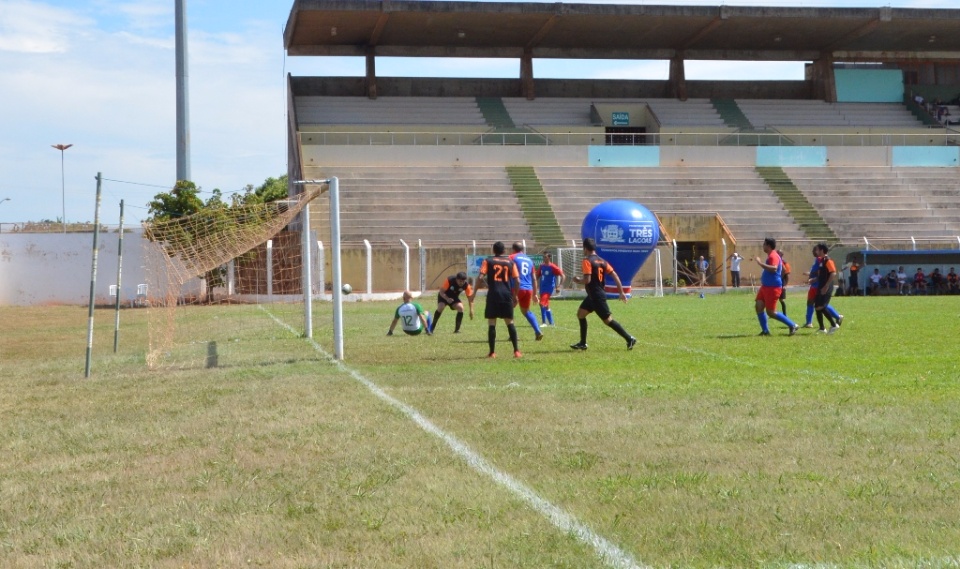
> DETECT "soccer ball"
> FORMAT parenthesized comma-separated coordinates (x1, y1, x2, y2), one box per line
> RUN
(341, 283, 353, 295)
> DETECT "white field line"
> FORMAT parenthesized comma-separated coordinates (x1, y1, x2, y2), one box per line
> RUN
(260, 308, 647, 569)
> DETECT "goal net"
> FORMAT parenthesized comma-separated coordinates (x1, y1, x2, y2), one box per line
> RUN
(141, 188, 323, 369)
(557, 245, 665, 297)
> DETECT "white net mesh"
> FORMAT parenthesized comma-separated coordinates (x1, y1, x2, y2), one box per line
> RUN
(141, 188, 323, 369)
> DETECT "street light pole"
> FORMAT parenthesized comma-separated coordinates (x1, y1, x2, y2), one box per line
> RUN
(52, 144, 73, 233)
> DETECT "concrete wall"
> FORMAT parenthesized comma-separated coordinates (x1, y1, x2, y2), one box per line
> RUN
(1, 231, 149, 306)
(302, 145, 588, 167)
(303, 143, 955, 169)
(835, 69, 904, 103)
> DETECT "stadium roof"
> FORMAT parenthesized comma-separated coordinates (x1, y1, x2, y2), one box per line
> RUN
(284, 1, 960, 62)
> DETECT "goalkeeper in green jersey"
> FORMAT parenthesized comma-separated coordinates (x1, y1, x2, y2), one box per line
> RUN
(387, 291, 432, 336)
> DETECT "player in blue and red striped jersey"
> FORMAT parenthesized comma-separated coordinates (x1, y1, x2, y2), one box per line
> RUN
(753, 237, 799, 336)
(535, 251, 565, 326)
(510, 242, 544, 341)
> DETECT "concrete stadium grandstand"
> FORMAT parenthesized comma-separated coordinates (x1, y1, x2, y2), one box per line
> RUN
(283, 1, 960, 290)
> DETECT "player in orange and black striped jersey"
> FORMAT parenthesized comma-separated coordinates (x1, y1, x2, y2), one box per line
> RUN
(474, 241, 521, 358)
(431, 271, 474, 333)
(570, 237, 636, 351)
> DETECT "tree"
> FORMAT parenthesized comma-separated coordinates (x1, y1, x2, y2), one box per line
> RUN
(146, 180, 204, 221)
(235, 174, 288, 206)
(143, 176, 289, 301)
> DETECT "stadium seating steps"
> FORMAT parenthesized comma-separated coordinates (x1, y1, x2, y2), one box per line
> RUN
(296, 96, 960, 244)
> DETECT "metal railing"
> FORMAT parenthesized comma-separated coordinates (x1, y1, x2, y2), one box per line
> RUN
(299, 130, 960, 147)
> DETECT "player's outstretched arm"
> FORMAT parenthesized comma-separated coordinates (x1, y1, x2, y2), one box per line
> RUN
(609, 270, 628, 303)
(387, 317, 399, 336)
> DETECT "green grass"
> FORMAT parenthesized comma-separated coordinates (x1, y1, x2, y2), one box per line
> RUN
(2, 293, 960, 568)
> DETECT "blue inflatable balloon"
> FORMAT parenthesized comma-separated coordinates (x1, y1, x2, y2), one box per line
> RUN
(581, 200, 660, 297)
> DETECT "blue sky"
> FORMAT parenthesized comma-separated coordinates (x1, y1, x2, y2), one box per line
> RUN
(0, 0, 953, 225)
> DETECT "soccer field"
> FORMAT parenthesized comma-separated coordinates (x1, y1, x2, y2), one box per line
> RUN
(2, 292, 959, 568)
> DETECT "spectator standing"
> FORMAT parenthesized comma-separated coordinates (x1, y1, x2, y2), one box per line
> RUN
(728, 252, 743, 288)
(897, 266, 908, 295)
(696, 255, 709, 288)
(848, 260, 860, 295)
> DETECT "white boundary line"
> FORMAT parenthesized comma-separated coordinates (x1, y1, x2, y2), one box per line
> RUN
(261, 308, 646, 569)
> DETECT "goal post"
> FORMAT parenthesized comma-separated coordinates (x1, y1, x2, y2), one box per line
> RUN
(141, 184, 325, 369)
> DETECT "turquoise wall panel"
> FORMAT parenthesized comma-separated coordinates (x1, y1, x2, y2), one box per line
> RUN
(588, 146, 660, 167)
(835, 69, 903, 103)
(756, 146, 827, 167)
(892, 146, 960, 167)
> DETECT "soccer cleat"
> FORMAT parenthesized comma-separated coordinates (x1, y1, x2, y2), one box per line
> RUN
(570, 342, 588, 350)
(627, 337, 637, 350)
(827, 325, 840, 335)
(514, 350, 522, 358)
(816, 329, 828, 334)
(837, 314, 844, 326)
(487, 352, 497, 359)
(454, 329, 461, 334)
(758, 331, 771, 336)
(789, 325, 799, 336)
(536, 332, 544, 341)
(802, 323, 814, 328)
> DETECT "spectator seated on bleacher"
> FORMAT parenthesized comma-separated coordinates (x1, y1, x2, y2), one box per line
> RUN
(885, 270, 899, 291)
(947, 268, 959, 294)
(913, 268, 927, 295)
(930, 268, 946, 294)
(869, 268, 882, 295)
(897, 266, 908, 295)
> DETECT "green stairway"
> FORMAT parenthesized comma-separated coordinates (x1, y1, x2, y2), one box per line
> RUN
(505, 166, 566, 247)
(476, 97, 515, 129)
(475, 97, 546, 145)
(712, 98, 752, 130)
(713, 99, 794, 146)
(756, 166, 837, 241)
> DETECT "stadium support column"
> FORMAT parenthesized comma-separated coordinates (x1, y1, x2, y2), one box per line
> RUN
(366, 47, 377, 99)
(175, 0, 190, 181)
(669, 53, 688, 101)
(521, 49, 535, 100)
(811, 52, 837, 103)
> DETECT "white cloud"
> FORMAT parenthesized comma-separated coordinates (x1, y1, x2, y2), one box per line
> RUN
(0, 0, 92, 53)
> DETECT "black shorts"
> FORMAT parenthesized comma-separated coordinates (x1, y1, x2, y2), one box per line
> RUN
(779, 288, 787, 300)
(815, 287, 834, 308)
(484, 299, 514, 320)
(437, 294, 462, 308)
(579, 291, 612, 320)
